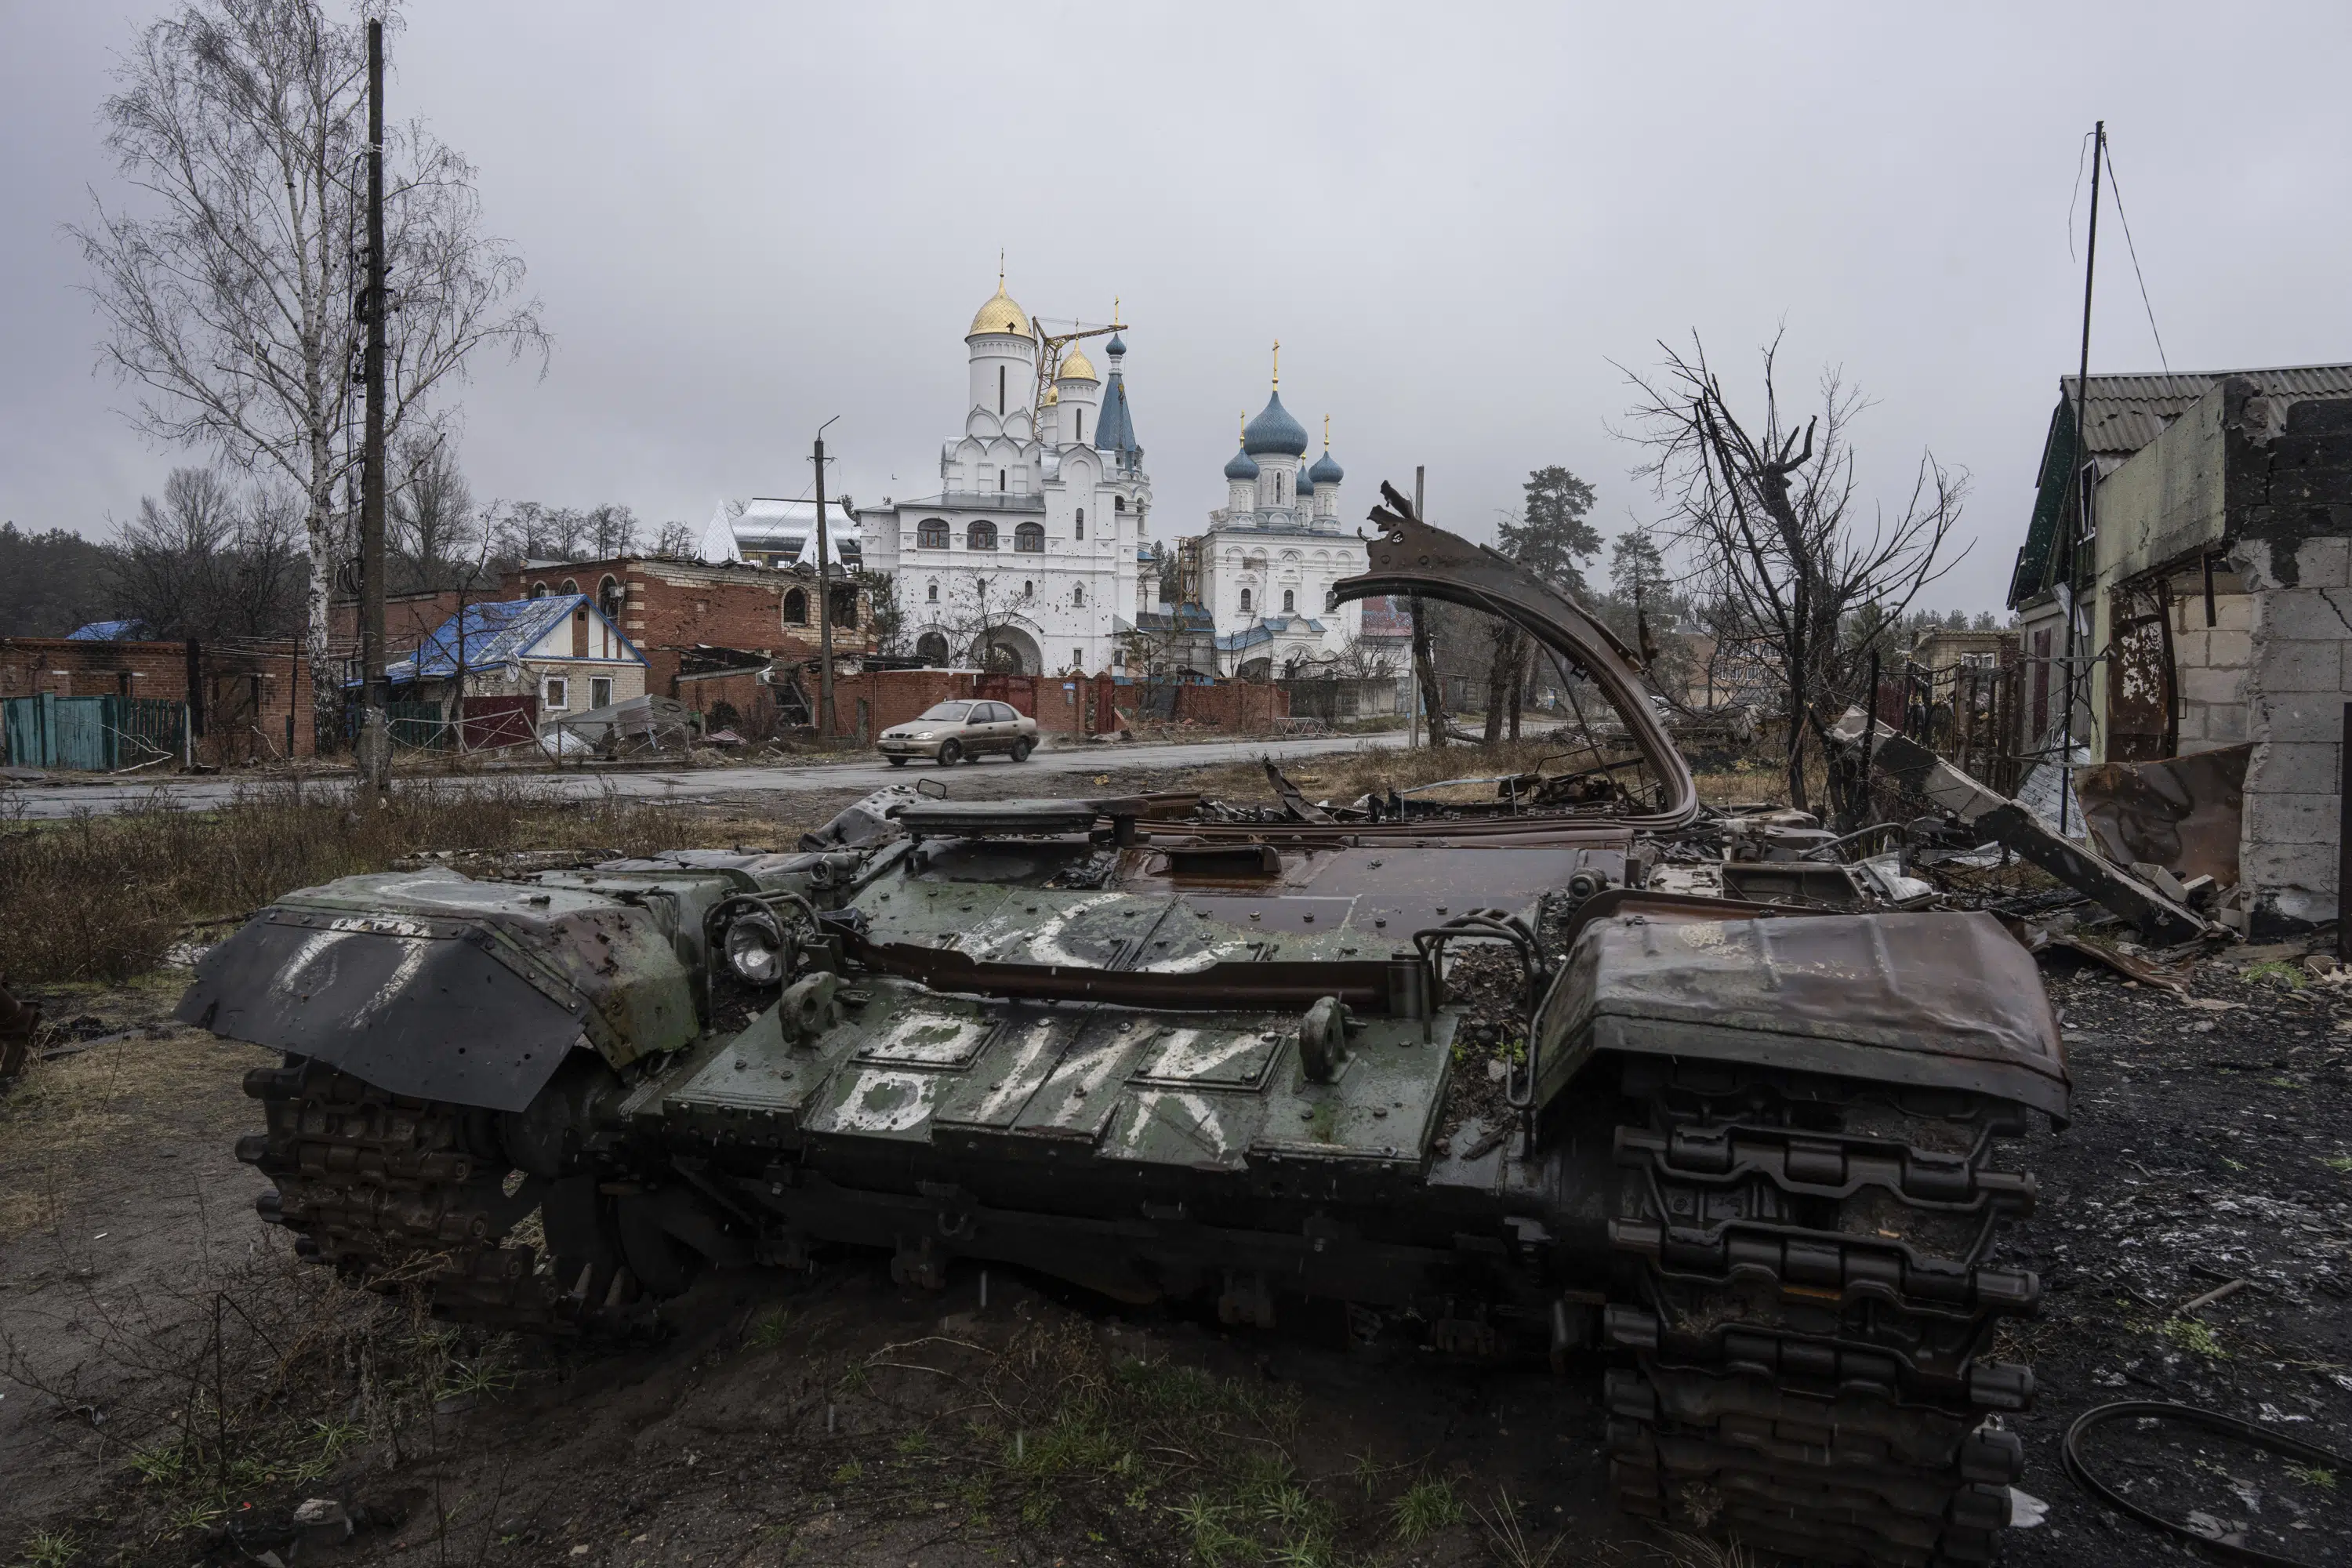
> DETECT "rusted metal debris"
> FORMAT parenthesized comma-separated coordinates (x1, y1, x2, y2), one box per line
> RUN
(1830, 707, 2210, 946)
(2074, 742, 2249, 889)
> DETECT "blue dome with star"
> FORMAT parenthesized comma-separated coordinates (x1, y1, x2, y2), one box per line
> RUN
(1224, 445, 1260, 481)
(1242, 391, 1308, 457)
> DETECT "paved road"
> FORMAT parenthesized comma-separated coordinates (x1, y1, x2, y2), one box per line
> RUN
(0, 731, 1422, 820)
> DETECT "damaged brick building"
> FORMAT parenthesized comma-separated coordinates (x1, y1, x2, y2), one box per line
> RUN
(2009, 364, 2352, 935)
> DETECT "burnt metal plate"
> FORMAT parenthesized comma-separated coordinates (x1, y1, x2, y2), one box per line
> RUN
(175, 913, 585, 1112)
(1540, 910, 2069, 1116)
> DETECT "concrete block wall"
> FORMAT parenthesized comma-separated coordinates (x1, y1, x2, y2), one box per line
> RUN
(2239, 535, 2350, 932)
(2162, 590, 2253, 750)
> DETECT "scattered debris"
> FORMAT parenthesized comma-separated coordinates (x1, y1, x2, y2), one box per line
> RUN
(1831, 708, 2211, 944)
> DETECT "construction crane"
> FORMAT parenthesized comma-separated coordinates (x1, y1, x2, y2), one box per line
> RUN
(1031, 298, 1126, 425)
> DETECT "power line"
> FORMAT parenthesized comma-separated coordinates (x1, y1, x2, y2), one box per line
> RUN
(2098, 143, 2171, 372)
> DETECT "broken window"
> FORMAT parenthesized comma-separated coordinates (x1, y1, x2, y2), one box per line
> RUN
(2105, 578, 2176, 762)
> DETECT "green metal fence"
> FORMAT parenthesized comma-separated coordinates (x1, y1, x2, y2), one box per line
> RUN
(2, 695, 187, 771)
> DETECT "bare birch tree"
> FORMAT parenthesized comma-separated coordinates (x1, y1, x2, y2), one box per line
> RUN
(1621, 334, 1966, 815)
(75, 0, 546, 746)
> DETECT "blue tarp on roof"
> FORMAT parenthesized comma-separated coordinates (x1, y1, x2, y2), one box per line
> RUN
(66, 619, 147, 641)
(379, 595, 645, 684)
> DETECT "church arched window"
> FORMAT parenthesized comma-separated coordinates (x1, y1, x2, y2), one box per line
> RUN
(1276, 474, 1284, 504)
(926, 581, 938, 603)
(1075, 508, 1084, 540)
(1115, 495, 1126, 511)
(1283, 589, 1295, 614)
(997, 365, 1006, 415)
(599, 575, 622, 620)
(1076, 408, 1085, 444)
(967, 521, 998, 550)
(1014, 521, 1044, 552)
(916, 630, 949, 666)
(1240, 588, 1252, 613)
(1073, 584, 1085, 608)
(782, 587, 808, 626)
(916, 518, 949, 550)
(1023, 580, 1034, 598)
(997, 468, 1007, 493)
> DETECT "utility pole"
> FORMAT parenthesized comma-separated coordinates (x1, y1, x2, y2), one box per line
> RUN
(1408, 465, 1434, 749)
(354, 18, 390, 801)
(811, 416, 839, 739)
(2058, 120, 2103, 839)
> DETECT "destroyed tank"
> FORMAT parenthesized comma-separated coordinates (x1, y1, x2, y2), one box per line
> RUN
(179, 489, 2070, 1567)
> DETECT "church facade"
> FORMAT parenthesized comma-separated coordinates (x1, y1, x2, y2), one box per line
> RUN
(854, 280, 1155, 675)
(1193, 369, 1362, 676)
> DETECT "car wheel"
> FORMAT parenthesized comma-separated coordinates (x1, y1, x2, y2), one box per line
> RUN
(936, 740, 961, 767)
(887, 755, 907, 768)
(1010, 737, 1033, 762)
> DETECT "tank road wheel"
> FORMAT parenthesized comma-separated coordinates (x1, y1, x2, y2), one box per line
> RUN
(1009, 736, 1033, 762)
(935, 739, 962, 767)
(1601, 1058, 2042, 1566)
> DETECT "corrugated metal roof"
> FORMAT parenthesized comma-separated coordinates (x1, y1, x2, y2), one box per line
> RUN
(2057, 363, 2352, 461)
(385, 594, 644, 682)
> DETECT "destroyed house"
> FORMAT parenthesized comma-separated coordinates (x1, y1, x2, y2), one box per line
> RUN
(383, 593, 646, 726)
(2007, 363, 2352, 935)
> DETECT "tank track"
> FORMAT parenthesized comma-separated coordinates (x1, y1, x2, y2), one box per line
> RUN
(1601, 1057, 2041, 1566)
(235, 1058, 648, 1334)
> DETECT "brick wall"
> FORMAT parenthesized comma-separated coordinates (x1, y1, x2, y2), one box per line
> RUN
(499, 557, 871, 706)
(328, 590, 471, 653)
(0, 638, 315, 764)
(1174, 680, 1290, 731)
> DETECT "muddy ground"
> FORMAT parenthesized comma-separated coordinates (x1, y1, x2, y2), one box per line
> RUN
(5, 763, 2350, 1567)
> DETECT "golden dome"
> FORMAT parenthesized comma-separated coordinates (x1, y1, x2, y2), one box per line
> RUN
(1043, 385, 1060, 405)
(967, 280, 1032, 339)
(1057, 345, 1098, 383)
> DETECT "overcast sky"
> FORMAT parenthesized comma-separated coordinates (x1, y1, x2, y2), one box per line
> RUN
(6, 2, 2350, 611)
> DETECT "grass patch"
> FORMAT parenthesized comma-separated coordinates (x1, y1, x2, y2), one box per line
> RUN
(2321, 1155, 2352, 1174)
(2243, 960, 2307, 991)
(13, 1532, 78, 1568)
(2, 1239, 523, 1557)
(1388, 1475, 1466, 1541)
(2287, 1462, 2338, 1490)
(0, 1011, 273, 1242)
(886, 1322, 1333, 1564)
(2163, 1316, 2227, 1359)
(0, 779, 691, 983)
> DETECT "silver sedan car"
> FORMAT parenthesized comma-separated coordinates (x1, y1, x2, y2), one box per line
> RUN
(877, 700, 1039, 765)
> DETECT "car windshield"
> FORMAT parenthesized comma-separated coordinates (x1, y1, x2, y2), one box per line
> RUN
(917, 702, 974, 721)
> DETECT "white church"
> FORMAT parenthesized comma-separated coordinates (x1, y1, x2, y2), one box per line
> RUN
(846, 279, 1360, 678)
(853, 278, 1156, 675)
(1196, 356, 1364, 676)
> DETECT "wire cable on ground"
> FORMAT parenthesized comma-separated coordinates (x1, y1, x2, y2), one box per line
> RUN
(2061, 1399, 2350, 1566)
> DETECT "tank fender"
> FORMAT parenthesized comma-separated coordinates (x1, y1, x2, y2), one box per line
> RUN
(1531, 909, 2070, 1121)
(176, 883, 695, 1112)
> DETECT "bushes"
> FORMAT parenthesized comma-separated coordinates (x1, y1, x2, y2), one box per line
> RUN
(0, 781, 678, 983)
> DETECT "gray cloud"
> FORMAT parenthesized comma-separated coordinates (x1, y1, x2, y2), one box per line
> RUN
(6, 1, 2349, 611)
